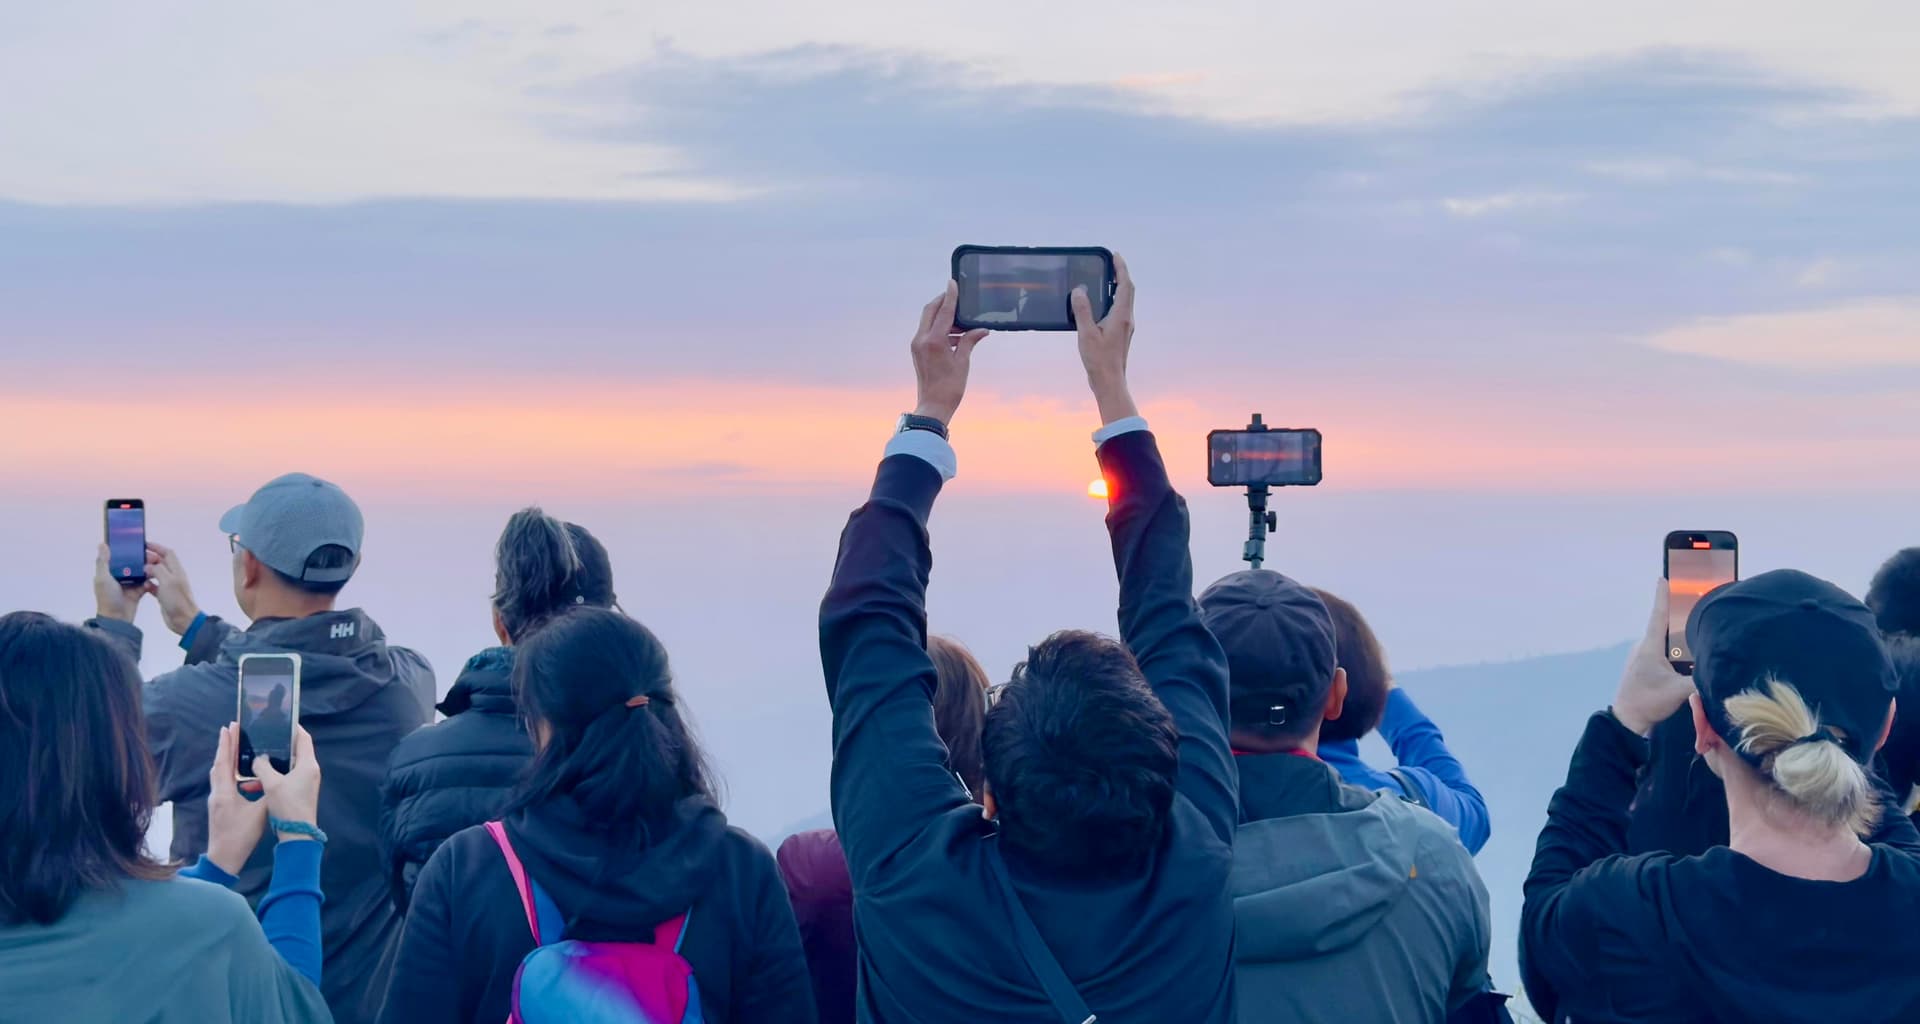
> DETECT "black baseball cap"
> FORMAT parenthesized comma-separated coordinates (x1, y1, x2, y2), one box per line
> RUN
(1198, 570, 1338, 730)
(1688, 569, 1897, 766)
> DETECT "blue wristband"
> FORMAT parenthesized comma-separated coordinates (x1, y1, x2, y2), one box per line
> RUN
(178, 611, 209, 652)
(269, 817, 328, 845)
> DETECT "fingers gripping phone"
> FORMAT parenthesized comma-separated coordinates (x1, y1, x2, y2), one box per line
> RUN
(952, 245, 1116, 331)
(237, 653, 301, 780)
(104, 500, 147, 586)
(1665, 531, 1738, 676)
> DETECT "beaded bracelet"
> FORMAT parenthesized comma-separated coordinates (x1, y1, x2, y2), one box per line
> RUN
(269, 817, 328, 845)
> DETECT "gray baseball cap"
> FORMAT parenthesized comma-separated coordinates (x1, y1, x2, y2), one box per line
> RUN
(219, 473, 364, 584)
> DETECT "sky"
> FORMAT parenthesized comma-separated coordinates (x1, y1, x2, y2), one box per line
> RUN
(3, 2, 1919, 840)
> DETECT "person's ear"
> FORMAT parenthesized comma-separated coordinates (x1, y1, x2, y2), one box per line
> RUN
(241, 550, 265, 590)
(1323, 667, 1349, 722)
(1875, 697, 1897, 754)
(493, 606, 512, 646)
(980, 785, 998, 822)
(1689, 691, 1720, 755)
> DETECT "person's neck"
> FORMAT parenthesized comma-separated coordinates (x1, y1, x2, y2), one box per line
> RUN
(1724, 772, 1872, 882)
(248, 591, 337, 623)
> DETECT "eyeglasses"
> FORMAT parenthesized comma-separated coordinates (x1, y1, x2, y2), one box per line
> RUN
(985, 682, 1009, 711)
(228, 534, 243, 554)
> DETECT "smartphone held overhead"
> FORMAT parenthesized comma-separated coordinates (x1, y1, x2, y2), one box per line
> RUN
(237, 653, 302, 779)
(952, 245, 1116, 332)
(1664, 531, 1738, 675)
(104, 499, 146, 586)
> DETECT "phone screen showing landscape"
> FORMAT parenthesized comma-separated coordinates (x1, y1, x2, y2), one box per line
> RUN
(956, 251, 1112, 330)
(106, 505, 146, 583)
(239, 657, 298, 772)
(1667, 544, 1737, 665)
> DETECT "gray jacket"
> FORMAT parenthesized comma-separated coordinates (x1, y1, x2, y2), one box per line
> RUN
(1232, 753, 1491, 1024)
(89, 610, 433, 1024)
(0, 875, 333, 1023)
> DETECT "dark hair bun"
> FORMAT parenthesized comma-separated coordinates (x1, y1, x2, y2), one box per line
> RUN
(1869, 548, 1920, 637)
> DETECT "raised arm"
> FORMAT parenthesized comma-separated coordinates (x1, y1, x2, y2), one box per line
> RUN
(1378, 688, 1491, 853)
(1077, 259, 1236, 842)
(819, 284, 989, 881)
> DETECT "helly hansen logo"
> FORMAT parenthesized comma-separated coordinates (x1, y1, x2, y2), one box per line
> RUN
(330, 622, 356, 640)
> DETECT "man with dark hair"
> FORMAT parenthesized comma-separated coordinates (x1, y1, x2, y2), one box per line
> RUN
(88, 472, 434, 1024)
(820, 260, 1240, 1021)
(1199, 570, 1493, 1024)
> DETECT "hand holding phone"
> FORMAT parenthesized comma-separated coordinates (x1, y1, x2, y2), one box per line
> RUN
(259, 727, 322, 842)
(205, 724, 269, 875)
(1612, 579, 1698, 736)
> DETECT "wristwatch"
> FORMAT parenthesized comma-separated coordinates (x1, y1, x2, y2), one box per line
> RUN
(896, 413, 950, 441)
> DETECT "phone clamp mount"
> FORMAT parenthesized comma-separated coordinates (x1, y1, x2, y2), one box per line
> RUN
(1240, 414, 1279, 570)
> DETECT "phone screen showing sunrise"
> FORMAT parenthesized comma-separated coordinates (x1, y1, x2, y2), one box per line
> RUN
(1667, 546, 1737, 663)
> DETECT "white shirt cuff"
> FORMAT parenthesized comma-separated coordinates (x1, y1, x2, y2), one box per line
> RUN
(1092, 416, 1150, 445)
(884, 427, 958, 481)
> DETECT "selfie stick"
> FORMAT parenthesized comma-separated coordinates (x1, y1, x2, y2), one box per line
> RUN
(1242, 414, 1278, 570)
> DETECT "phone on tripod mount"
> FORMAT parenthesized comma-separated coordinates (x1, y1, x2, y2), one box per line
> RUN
(1208, 415, 1322, 569)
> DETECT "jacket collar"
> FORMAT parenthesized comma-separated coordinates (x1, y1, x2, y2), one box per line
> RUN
(1237, 750, 1378, 824)
(437, 646, 516, 717)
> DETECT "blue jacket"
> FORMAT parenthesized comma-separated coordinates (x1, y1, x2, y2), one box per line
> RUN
(1319, 688, 1491, 854)
(821, 430, 1238, 1023)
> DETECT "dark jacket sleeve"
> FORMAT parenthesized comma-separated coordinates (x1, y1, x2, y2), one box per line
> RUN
(819, 455, 973, 883)
(735, 841, 819, 1024)
(378, 746, 415, 915)
(1098, 430, 1236, 843)
(376, 842, 466, 1024)
(184, 615, 236, 665)
(1519, 711, 1663, 1023)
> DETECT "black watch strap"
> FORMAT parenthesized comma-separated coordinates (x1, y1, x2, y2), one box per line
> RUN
(899, 413, 950, 441)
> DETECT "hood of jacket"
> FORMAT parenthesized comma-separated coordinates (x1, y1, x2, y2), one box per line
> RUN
(216, 608, 425, 717)
(504, 794, 731, 941)
(1232, 753, 1419, 962)
(437, 646, 515, 717)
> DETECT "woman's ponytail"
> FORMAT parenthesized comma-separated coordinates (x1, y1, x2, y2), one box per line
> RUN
(1724, 678, 1880, 836)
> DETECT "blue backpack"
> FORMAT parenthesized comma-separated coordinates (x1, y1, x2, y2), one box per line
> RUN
(486, 821, 706, 1024)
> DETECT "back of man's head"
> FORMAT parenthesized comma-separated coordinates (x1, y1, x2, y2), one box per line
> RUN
(1868, 548, 1920, 638)
(981, 630, 1178, 875)
(223, 473, 364, 614)
(1199, 571, 1340, 752)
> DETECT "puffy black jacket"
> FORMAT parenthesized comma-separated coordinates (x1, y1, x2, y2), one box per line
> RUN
(380, 647, 532, 913)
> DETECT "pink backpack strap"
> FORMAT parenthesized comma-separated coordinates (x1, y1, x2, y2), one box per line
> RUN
(485, 820, 543, 944)
(653, 910, 691, 953)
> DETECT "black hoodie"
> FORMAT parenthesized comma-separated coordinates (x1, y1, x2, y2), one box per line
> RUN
(90, 609, 434, 1024)
(378, 794, 814, 1024)
(1522, 711, 1920, 1023)
(380, 646, 531, 913)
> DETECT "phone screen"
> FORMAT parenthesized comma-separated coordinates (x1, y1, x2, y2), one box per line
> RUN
(238, 655, 299, 775)
(1666, 532, 1738, 671)
(105, 501, 147, 585)
(953, 248, 1114, 331)
(1208, 429, 1323, 487)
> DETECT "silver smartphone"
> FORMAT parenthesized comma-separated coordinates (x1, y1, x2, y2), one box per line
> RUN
(236, 653, 301, 780)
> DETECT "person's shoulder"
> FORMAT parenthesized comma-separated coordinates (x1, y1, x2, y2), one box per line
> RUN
(775, 828, 850, 901)
(388, 709, 526, 770)
(143, 658, 235, 711)
(133, 875, 260, 933)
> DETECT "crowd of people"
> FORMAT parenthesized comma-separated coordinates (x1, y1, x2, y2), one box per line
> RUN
(3, 260, 1918, 1023)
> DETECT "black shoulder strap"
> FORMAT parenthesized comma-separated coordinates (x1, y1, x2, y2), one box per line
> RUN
(986, 840, 1097, 1024)
(1388, 768, 1431, 809)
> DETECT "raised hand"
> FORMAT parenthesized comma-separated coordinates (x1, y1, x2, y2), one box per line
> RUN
(1611, 580, 1696, 736)
(92, 543, 147, 623)
(144, 542, 203, 637)
(257, 727, 323, 842)
(910, 281, 990, 426)
(206, 724, 269, 875)
(1072, 253, 1139, 425)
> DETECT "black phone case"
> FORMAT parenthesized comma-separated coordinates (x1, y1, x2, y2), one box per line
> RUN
(1205, 428, 1324, 487)
(950, 245, 1117, 332)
